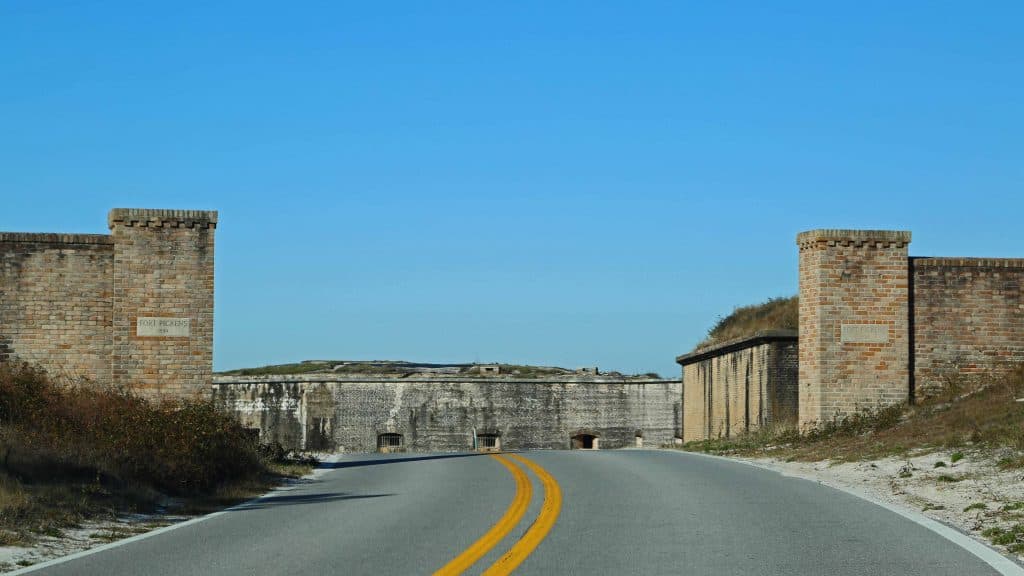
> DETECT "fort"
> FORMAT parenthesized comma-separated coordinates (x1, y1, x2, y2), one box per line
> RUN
(681, 229, 1024, 441)
(1, 210, 1022, 451)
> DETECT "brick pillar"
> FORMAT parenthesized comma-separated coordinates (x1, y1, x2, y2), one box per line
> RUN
(109, 209, 216, 398)
(797, 230, 911, 429)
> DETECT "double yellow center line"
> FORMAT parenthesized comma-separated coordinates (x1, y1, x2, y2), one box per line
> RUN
(433, 453, 562, 576)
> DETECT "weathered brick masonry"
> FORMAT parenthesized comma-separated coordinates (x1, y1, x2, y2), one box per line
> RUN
(0, 233, 114, 383)
(676, 331, 798, 443)
(7, 211, 1021, 449)
(911, 257, 1024, 395)
(109, 209, 216, 397)
(797, 230, 911, 428)
(212, 375, 683, 452)
(0, 209, 216, 397)
(684, 229, 1024, 439)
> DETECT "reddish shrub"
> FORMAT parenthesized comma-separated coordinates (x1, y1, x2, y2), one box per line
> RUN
(0, 362, 262, 496)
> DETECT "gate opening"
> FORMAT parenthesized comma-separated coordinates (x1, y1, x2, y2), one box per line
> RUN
(475, 433, 501, 452)
(377, 433, 404, 453)
(571, 433, 599, 450)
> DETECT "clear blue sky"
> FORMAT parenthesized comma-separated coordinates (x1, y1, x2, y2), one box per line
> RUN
(2, 2, 1022, 377)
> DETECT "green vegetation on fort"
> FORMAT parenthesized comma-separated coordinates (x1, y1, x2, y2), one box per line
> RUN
(218, 360, 655, 379)
(698, 295, 798, 349)
(0, 363, 312, 547)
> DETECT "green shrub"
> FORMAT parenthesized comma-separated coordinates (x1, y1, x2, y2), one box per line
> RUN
(982, 524, 1024, 552)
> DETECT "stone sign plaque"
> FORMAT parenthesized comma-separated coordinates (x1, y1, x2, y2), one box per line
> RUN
(840, 324, 888, 344)
(137, 317, 190, 337)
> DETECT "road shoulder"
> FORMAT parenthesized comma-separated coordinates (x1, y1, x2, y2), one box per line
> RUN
(671, 449, 1024, 575)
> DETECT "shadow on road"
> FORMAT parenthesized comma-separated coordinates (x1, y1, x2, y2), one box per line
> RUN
(318, 452, 488, 470)
(232, 492, 393, 511)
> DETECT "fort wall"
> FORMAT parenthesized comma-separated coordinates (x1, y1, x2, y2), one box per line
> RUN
(677, 331, 798, 442)
(212, 375, 683, 452)
(0, 233, 114, 383)
(797, 230, 911, 429)
(0, 209, 216, 397)
(110, 209, 216, 397)
(912, 257, 1024, 395)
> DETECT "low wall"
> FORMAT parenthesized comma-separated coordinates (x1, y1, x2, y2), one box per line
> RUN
(212, 375, 682, 452)
(912, 257, 1024, 395)
(677, 331, 798, 442)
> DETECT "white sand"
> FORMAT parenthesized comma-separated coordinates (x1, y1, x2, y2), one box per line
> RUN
(734, 448, 1024, 562)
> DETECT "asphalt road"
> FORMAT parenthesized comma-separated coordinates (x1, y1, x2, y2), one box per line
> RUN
(23, 450, 1013, 576)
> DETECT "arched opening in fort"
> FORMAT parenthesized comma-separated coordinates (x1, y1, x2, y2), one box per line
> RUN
(634, 429, 643, 448)
(376, 433, 404, 453)
(571, 432, 599, 450)
(475, 433, 501, 452)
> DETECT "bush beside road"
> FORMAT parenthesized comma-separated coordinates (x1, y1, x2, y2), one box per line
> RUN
(0, 363, 314, 572)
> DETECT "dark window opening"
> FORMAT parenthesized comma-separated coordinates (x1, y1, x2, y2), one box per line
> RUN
(476, 433, 500, 451)
(377, 433, 404, 453)
(571, 433, 598, 450)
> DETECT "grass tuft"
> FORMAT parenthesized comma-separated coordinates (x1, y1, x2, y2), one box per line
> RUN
(982, 524, 1024, 552)
(697, 296, 798, 349)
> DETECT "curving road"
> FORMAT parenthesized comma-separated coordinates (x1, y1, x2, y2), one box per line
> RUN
(19, 450, 1016, 576)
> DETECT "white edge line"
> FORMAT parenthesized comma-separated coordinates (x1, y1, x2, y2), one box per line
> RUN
(672, 449, 1024, 576)
(7, 455, 343, 576)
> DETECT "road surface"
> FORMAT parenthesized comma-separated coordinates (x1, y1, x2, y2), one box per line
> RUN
(21, 450, 1014, 575)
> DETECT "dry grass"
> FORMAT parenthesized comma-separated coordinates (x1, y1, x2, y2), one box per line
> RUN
(0, 362, 316, 547)
(686, 364, 1024, 462)
(698, 296, 798, 349)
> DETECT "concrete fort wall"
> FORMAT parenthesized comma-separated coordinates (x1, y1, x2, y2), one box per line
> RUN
(0, 209, 216, 397)
(212, 375, 683, 452)
(677, 331, 798, 443)
(911, 257, 1024, 395)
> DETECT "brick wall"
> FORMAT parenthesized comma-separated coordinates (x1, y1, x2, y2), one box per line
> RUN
(110, 209, 216, 398)
(677, 331, 798, 442)
(0, 209, 215, 397)
(797, 230, 911, 429)
(0, 234, 114, 383)
(912, 257, 1024, 395)
(212, 375, 683, 452)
